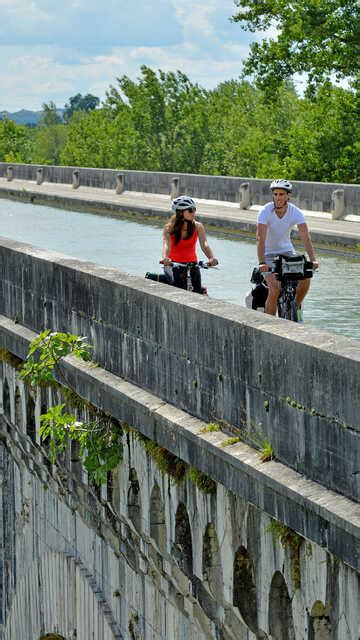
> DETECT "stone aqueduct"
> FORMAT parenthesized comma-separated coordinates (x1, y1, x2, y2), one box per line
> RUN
(0, 237, 359, 639)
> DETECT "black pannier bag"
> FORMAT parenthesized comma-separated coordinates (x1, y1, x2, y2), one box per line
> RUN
(274, 254, 313, 281)
(246, 267, 268, 311)
(251, 283, 268, 310)
(145, 272, 172, 285)
(250, 266, 265, 285)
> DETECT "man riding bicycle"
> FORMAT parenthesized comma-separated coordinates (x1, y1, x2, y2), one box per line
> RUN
(257, 179, 319, 316)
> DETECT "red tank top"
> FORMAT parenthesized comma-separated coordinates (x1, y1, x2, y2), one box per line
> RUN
(169, 229, 198, 262)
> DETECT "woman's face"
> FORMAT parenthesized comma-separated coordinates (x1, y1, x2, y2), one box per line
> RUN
(182, 207, 196, 221)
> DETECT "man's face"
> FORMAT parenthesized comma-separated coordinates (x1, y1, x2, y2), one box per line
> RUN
(272, 188, 290, 209)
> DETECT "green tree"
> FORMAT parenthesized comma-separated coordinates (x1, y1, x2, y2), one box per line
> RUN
(105, 65, 209, 172)
(30, 101, 67, 164)
(64, 93, 100, 122)
(201, 78, 358, 183)
(0, 118, 31, 162)
(60, 109, 115, 167)
(31, 124, 67, 165)
(40, 101, 61, 126)
(283, 83, 359, 183)
(201, 80, 301, 178)
(232, 0, 360, 89)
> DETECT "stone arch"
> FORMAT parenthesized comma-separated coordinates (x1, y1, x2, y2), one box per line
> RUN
(150, 483, 166, 553)
(202, 523, 223, 601)
(128, 467, 142, 531)
(3, 378, 11, 419)
(4, 551, 120, 640)
(233, 545, 258, 634)
(14, 385, 23, 429)
(26, 393, 36, 442)
(308, 601, 332, 639)
(174, 502, 193, 576)
(269, 571, 295, 640)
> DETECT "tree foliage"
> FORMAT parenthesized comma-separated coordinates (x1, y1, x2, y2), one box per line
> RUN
(60, 109, 113, 167)
(232, 0, 360, 89)
(64, 93, 100, 122)
(28, 101, 67, 164)
(104, 65, 209, 172)
(201, 79, 358, 182)
(0, 66, 358, 183)
(40, 101, 62, 126)
(0, 118, 31, 162)
(31, 123, 68, 165)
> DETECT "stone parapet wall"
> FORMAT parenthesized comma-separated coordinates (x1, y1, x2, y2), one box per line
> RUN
(0, 237, 359, 504)
(0, 162, 359, 215)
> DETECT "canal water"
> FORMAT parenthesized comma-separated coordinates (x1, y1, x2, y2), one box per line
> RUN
(0, 199, 359, 340)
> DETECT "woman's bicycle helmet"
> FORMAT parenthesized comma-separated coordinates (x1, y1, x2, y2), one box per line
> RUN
(171, 195, 196, 213)
(270, 179, 293, 192)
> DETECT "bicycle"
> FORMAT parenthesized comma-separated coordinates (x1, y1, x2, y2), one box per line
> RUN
(247, 254, 313, 322)
(145, 260, 212, 295)
(274, 254, 313, 322)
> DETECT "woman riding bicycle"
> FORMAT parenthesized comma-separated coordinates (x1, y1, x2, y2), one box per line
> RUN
(162, 195, 218, 293)
(257, 179, 319, 316)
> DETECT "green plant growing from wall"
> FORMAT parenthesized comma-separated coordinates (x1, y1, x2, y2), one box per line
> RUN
(0, 346, 23, 370)
(199, 422, 222, 434)
(130, 430, 187, 483)
(220, 436, 241, 447)
(267, 519, 303, 589)
(132, 430, 216, 493)
(186, 467, 217, 494)
(238, 407, 275, 463)
(259, 440, 275, 462)
(20, 330, 93, 386)
(20, 330, 123, 484)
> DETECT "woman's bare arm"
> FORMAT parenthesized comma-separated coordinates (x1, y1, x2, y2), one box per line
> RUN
(196, 222, 218, 265)
(162, 225, 172, 265)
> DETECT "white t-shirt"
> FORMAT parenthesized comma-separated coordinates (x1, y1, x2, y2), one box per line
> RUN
(258, 202, 305, 254)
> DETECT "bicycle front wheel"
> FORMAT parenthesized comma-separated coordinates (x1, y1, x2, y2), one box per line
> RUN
(285, 299, 298, 322)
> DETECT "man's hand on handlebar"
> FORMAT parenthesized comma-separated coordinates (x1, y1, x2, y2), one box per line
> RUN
(161, 258, 172, 266)
(207, 257, 218, 267)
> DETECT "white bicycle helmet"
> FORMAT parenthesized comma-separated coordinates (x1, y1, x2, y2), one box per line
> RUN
(171, 195, 196, 213)
(270, 179, 293, 192)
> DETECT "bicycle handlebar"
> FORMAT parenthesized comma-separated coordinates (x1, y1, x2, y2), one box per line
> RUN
(160, 260, 212, 269)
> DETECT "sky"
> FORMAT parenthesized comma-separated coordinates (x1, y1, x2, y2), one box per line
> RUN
(0, 0, 258, 111)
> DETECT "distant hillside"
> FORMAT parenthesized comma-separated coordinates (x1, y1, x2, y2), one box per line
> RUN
(0, 109, 64, 126)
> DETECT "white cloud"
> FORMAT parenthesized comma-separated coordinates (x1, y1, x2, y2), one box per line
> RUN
(171, 0, 220, 37)
(0, 0, 252, 110)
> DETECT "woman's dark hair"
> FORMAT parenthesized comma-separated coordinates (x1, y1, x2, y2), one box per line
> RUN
(170, 210, 195, 244)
